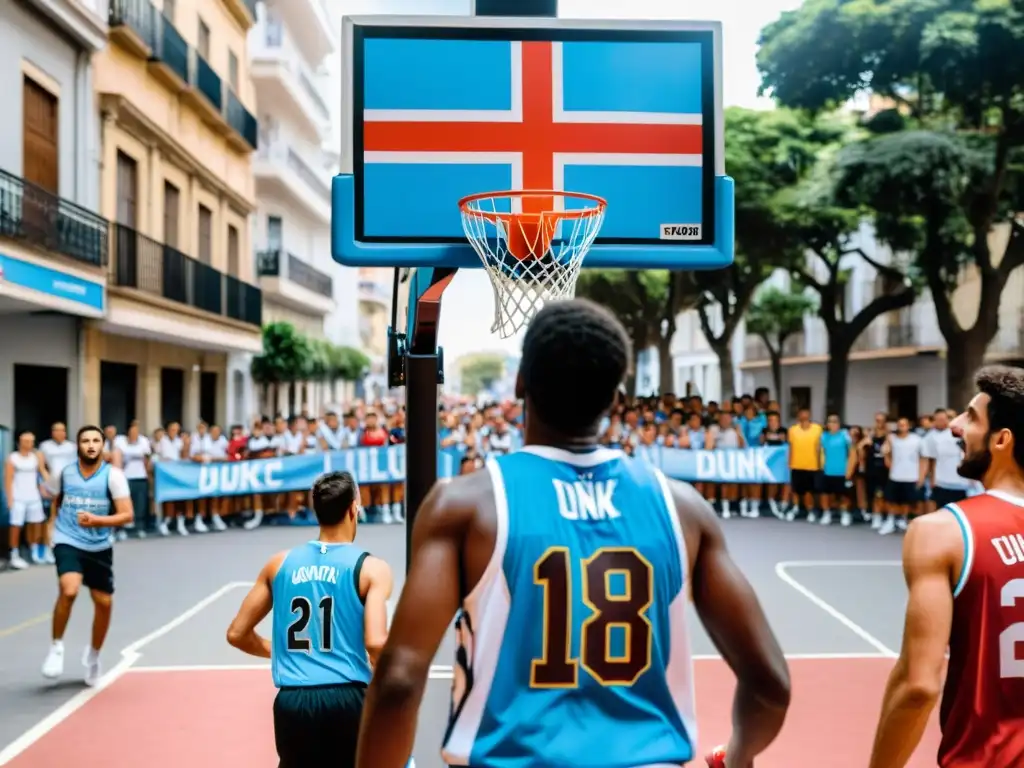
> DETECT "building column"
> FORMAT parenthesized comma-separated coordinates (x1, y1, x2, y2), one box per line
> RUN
(139, 344, 161, 431)
(276, 383, 288, 417)
(82, 325, 102, 425)
(184, 364, 201, 428)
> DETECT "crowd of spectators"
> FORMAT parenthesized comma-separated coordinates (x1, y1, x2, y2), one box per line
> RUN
(3, 386, 971, 570)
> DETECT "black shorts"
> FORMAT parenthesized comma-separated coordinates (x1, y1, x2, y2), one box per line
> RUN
(932, 487, 968, 508)
(54, 544, 114, 594)
(274, 683, 365, 768)
(820, 475, 849, 496)
(790, 469, 818, 496)
(885, 480, 920, 506)
(866, 471, 888, 500)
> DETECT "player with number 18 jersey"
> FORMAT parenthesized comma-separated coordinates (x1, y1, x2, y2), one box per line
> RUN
(939, 492, 1024, 766)
(443, 446, 696, 766)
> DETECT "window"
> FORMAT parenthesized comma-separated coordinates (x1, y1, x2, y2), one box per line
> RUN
(198, 19, 210, 59)
(267, 216, 283, 250)
(198, 204, 213, 264)
(789, 386, 811, 419)
(116, 151, 138, 227)
(163, 0, 176, 22)
(22, 76, 59, 194)
(163, 181, 180, 248)
(227, 224, 239, 276)
(887, 385, 919, 422)
(228, 51, 239, 91)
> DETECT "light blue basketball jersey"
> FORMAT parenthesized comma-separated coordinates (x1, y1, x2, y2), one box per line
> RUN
(443, 446, 696, 768)
(271, 542, 373, 688)
(52, 463, 115, 552)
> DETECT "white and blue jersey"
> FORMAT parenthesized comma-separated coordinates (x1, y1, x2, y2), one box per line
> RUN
(52, 462, 130, 552)
(443, 446, 696, 768)
(271, 542, 373, 689)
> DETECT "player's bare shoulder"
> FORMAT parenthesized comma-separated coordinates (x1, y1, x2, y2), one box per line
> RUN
(903, 508, 964, 585)
(418, 469, 496, 531)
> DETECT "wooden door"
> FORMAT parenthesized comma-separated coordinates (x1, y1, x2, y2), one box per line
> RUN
(22, 76, 59, 242)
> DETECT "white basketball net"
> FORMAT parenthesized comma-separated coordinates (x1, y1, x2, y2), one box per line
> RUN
(459, 192, 606, 339)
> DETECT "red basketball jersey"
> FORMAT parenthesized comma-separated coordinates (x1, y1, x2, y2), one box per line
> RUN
(939, 491, 1024, 767)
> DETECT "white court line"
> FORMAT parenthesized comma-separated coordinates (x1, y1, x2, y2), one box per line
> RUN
(781, 560, 902, 568)
(0, 581, 252, 765)
(127, 664, 457, 677)
(775, 561, 898, 658)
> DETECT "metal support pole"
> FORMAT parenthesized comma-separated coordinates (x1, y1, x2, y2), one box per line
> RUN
(401, 268, 456, 571)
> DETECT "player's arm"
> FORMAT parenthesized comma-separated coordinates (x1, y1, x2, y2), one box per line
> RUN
(677, 481, 791, 767)
(356, 478, 475, 768)
(868, 514, 958, 768)
(226, 551, 286, 658)
(36, 451, 50, 486)
(80, 467, 135, 529)
(359, 555, 394, 666)
(3, 458, 12, 509)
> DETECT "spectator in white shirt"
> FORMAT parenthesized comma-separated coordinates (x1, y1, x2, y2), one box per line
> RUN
(187, 421, 228, 533)
(243, 419, 277, 531)
(39, 422, 76, 562)
(487, 418, 514, 455)
(922, 408, 970, 509)
(203, 424, 230, 531)
(155, 422, 192, 537)
(102, 424, 123, 468)
(282, 416, 317, 520)
(317, 411, 346, 451)
(114, 421, 153, 536)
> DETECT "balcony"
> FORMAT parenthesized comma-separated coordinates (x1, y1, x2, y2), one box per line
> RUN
(110, 223, 261, 327)
(109, 0, 156, 58)
(220, 0, 258, 30)
(358, 279, 391, 309)
(184, 51, 224, 125)
(743, 336, 770, 362)
(0, 168, 108, 269)
(257, 248, 335, 316)
(250, 20, 331, 141)
(148, 12, 190, 93)
(253, 141, 331, 222)
(886, 323, 916, 348)
(271, 0, 335, 70)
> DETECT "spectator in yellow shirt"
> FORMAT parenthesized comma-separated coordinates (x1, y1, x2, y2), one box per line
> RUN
(787, 407, 822, 521)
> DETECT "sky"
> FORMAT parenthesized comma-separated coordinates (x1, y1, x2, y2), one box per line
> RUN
(339, 0, 802, 371)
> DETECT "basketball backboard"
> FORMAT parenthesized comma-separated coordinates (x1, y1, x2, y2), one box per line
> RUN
(332, 15, 733, 271)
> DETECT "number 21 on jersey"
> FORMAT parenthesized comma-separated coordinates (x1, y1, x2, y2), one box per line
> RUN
(1000, 578, 1024, 678)
(287, 596, 334, 653)
(531, 545, 654, 688)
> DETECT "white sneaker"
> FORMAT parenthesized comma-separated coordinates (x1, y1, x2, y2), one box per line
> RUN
(243, 510, 263, 531)
(721, 508, 732, 520)
(747, 506, 760, 518)
(380, 508, 394, 525)
(211, 514, 228, 532)
(785, 509, 797, 522)
(878, 518, 897, 536)
(175, 518, 189, 536)
(897, 517, 909, 532)
(193, 517, 209, 533)
(840, 511, 853, 527)
(158, 520, 170, 536)
(9, 551, 29, 570)
(43, 547, 56, 564)
(870, 513, 883, 530)
(115, 529, 128, 542)
(819, 511, 833, 526)
(42, 643, 65, 679)
(30, 547, 44, 564)
(82, 647, 102, 687)
(392, 504, 405, 523)
(806, 511, 817, 523)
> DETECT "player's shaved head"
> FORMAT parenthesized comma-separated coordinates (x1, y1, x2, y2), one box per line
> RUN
(517, 298, 631, 437)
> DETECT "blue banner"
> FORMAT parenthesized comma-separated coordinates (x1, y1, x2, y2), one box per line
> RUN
(154, 445, 791, 503)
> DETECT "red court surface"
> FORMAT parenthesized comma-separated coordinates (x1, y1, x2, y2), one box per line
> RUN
(5, 657, 941, 767)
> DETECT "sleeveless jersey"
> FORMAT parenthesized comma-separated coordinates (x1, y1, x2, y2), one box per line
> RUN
(271, 542, 372, 689)
(687, 427, 705, 450)
(867, 433, 888, 475)
(443, 446, 696, 768)
(939, 491, 1024, 767)
(53, 463, 116, 552)
(761, 427, 786, 447)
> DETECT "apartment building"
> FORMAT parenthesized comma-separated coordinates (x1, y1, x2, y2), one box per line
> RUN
(670, 307, 743, 404)
(359, 267, 395, 399)
(246, 0, 361, 418)
(735, 224, 1024, 423)
(93, 0, 262, 433)
(0, 0, 108, 436)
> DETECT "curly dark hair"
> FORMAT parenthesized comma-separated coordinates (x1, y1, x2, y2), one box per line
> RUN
(519, 299, 631, 436)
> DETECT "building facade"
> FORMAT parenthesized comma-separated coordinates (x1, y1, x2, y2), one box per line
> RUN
(735, 224, 1024, 424)
(0, 0, 109, 436)
(94, 0, 263, 433)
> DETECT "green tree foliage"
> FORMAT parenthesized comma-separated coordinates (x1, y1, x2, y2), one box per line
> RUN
(574, 270, 701, 394)
(746, 285, 818, 400)
(758, 0, 1024, 408)
(458, 352, 506, 397)
(696, 107, 847, 399)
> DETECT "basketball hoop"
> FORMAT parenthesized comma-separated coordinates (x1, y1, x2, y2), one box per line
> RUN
(458, 190, 606, 339)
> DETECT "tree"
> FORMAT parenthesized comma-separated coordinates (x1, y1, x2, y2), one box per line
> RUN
(694, 107, 847, 399)
(746, 285, 818, 399)
(575, 270, 700, 394)
(758, 0, 1024, 408)
(459, 352, 506, 396)
(250, 322, 311, 409)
